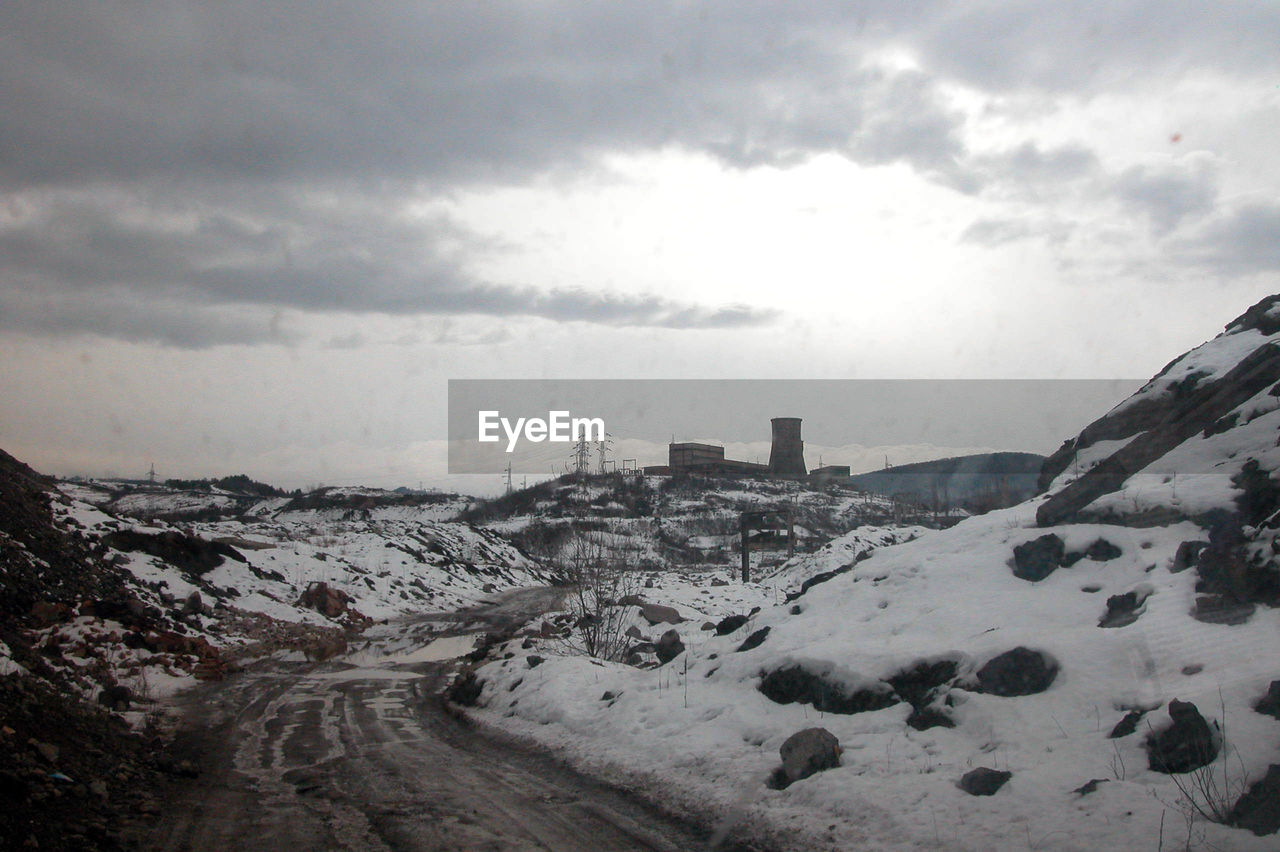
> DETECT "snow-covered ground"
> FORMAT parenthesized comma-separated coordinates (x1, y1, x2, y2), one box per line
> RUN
(462, 297, 1280, 852)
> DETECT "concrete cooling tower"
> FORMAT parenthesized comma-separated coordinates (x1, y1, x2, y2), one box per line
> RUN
(767, 417, 807, 476)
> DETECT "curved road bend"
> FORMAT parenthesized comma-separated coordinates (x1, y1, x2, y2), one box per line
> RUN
(143, 587, 762, 852)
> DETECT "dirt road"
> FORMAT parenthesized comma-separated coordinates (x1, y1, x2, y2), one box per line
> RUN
(142, 588, 746, 852)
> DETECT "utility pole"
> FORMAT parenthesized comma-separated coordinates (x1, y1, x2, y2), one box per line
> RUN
(147, 463, 156, 484)
(596, 433, 614, 475)
(504, 462, 513, 495)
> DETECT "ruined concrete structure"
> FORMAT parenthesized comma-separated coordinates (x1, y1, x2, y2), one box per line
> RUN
(767, 417, 807, 476)
(643, 417, 810, 479)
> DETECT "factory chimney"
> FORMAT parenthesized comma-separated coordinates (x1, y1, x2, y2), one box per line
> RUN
(768, 417, 806, 476)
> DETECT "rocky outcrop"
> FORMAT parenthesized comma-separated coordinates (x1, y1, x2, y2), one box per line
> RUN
(759, 664, 898, 715)
(1036, 299, 1280, 527)
(102, 528, 245, 576)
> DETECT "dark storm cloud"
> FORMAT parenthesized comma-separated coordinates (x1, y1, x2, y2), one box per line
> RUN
(2, 1, 1278, 344)
(0, 1, 963, 190)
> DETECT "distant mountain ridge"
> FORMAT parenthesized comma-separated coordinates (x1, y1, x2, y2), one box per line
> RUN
(845, 450, 1045, 511)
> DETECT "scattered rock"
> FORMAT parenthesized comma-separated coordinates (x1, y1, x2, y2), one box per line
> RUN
(1254, 680, 1280, 719)
(28, 601, 70, 628)
(1229, 764, 1280, 835)
(778, 727, 841, 786)
(714, 614, 748, 635)
(655, 629, 684, 665)
(525, 655, 544, 668)
(296, 581, 352, 619)
(617, 594, 647, 608)
(447, 671, 484, 707)
(1073, 778, 1109, 796)
(1012, 534, 1065, 581)
(1182, 664, 1204, 676)
(887, 659, 959, 707)
(699, 621, 715, 631)
(974, 647, 1058, 696)
(710, 578, 729, 587)
(1085, 539, 1123, 561)
(640, 603, 683, 626)
(1099, 588, 1151, 628)
(600, 691, 616, 701)
(1108, 710, 1145, 738)
(736, 627, 770, 652)
(1191, 594, 1255, 625)
(1147, 699, 1218, 774)
(1171, 540, 1207, 573)
(97, 685, 132, 712)
(906, 705, 955, 730)
(759, 665, 898, 715)
(182, 590, 204, 616)
(958, 767, 1011, 796)
(624, 625, 646, 640)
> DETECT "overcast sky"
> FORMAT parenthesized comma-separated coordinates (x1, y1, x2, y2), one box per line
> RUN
(2, 2, 1278, 492)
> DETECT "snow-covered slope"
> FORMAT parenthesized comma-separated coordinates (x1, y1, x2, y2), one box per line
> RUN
(463, 295, 1280, 851)
(61, 493, 547, 623)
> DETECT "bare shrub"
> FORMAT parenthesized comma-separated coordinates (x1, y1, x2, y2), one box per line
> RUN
(556, 530, 640, 662)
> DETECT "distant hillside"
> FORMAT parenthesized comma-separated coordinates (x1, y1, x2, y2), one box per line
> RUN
(846, 451, 1045, 512)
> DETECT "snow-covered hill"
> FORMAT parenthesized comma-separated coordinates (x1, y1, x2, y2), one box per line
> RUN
(463, 295, 1280, 851)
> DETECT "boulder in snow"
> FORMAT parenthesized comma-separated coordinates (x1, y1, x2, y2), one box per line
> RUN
(655, 629, 684, 664)
(1254, 680, 1280, 719)
(974, 647, 1058, 696)
(1011, 534, 1065, 581)
(714, 614, 748, 635)
(1229, 764, 1280, 835)
(1146, 699, 1218, 774)
(958, 767, 1011, 796)
(640, 603, 684, 626)
(778, 727, 841, 787)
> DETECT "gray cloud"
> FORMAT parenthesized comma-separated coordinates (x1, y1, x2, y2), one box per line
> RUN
(914, 1, 1280, 94)
(0, 188, 777, 340)
(0, 288, 295, 348)
(1112, 159, 1219, 235)
(1175, 202, 1280, 276)
(2, 2, 1278, 346)
(960, 217, 1073, 247)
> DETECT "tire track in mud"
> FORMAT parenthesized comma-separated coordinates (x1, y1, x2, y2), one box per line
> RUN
(142, 588, 753, 852)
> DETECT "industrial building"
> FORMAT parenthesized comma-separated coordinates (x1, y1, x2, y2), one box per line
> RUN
(644, 417, 810, 479)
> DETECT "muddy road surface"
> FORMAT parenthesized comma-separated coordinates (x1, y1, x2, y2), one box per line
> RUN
(142, 587, 747, 852)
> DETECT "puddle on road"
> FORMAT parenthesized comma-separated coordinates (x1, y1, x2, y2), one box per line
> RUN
(384, 633, 477, 664)
(339, 633, 478, 670)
